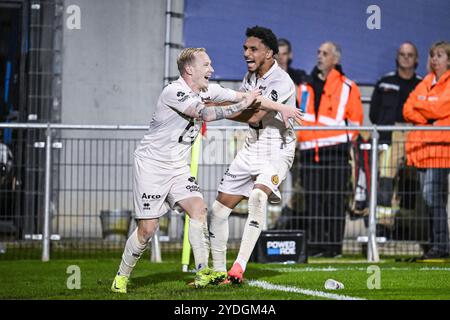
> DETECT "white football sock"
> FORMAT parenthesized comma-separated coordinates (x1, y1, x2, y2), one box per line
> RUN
(235, 258, 248, 271)
(209, 200, 232, 272)
(189, 217, 210, 271)
(118, 228, 148, 277)
(236, 189, 268, 272)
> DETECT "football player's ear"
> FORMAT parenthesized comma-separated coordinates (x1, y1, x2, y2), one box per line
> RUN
(185, 64, 194, 76)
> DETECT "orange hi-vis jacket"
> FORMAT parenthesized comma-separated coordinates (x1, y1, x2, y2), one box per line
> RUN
(296, 68, 363, 160)
(403, 70, 450, 168)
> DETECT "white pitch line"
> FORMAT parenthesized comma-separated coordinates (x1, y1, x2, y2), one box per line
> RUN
(248, 280, 366, 301)
(261, 266, 450, 273)
(419, 267, 450, 271)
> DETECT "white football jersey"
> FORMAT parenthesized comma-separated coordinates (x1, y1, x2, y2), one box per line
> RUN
(240, 60, 297, 150)
(134, 77, 237, 169)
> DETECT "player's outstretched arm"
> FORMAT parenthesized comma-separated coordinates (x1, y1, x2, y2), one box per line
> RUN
(255, 96, 304, 127)
(184, 89, 261, 122)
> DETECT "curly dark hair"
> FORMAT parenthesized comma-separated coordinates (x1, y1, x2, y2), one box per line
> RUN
(246, 26, 279, 55)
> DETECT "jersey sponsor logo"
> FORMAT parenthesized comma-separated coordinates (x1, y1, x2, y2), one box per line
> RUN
(141, 193, 161, 200)
(270, 90, 278, 101)
(271, 175, 279, 185)
(177, 91, 186, 97)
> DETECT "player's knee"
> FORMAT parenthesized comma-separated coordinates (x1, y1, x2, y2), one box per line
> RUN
(189, 204, 208, 223)
(137, 221, 159, 243)
(212, 200, 232, 220)
(248, 188, 268, 214)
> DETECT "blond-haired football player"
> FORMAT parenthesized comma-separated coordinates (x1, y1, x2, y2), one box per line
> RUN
(111, 47, 301, 292)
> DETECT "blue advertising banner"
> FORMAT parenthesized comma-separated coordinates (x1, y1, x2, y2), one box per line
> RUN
(184, 0, 450, 84)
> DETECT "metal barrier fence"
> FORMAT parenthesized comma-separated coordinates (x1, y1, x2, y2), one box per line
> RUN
(0, 123, 449, 262)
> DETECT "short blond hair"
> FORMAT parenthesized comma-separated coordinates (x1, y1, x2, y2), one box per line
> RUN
(427, 41, 450, 73)
(177, 48, 206, 75)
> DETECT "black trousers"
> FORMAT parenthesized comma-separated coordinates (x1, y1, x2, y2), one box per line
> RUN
(419, 168, 450, 254)
(299, 143, 351, 255)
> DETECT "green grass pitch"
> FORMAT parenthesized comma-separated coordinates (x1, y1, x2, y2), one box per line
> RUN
(1, 257, 450, 300)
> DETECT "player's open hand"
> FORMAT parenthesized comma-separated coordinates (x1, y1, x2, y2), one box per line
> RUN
(281, 105, 304, 128)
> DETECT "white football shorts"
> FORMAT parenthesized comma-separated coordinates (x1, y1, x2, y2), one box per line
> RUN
(133, 156, 203, 219)
(217, 142, 295, 203)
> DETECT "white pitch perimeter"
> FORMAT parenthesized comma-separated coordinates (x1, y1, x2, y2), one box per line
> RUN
(261, 266, 450, 273)
(248, 280, 366, 301)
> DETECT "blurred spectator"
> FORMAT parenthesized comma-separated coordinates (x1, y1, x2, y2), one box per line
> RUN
(296, 42, 363, 257)
(369, 42, 422, 225)
(276, 38, 307, 85)
(403, 41, 450, 259)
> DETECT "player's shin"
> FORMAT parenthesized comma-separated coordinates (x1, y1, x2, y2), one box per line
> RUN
(188, 217, 210, 270)
(236, 189, 268, 271)
(210, 200, 232, 272)
(118, 228, 149, 277)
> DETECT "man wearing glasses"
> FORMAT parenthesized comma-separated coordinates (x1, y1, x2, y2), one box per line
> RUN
(369, 42, 422, 230)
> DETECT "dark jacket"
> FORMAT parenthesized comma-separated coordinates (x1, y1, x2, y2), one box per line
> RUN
(287, 67, 307, 86)
(369, 71, 422, 143)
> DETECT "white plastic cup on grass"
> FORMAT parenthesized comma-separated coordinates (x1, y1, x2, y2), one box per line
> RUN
(324, 279, 344, 290)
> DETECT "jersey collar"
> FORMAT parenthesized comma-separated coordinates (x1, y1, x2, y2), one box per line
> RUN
(177, 76, 195, 95)
(247, 60, 279, 85)
(260, 60, 278, 80)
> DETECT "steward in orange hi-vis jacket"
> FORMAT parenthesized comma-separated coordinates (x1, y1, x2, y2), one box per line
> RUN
(403, 41, 450, 259)
(403, 70, 450, 168)
(296, 67, 363, 162)
(294, 41, 364, 257)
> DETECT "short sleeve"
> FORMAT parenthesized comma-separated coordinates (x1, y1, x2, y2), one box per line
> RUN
(160, 83, 200, 114)
(266, 77, 295, 104)
(207, 84, 238, 103)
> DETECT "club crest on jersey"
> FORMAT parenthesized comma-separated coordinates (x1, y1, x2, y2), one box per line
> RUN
(271, 175, 279, 185)
(270, 90, 278, 101)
